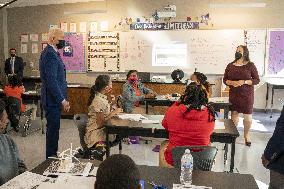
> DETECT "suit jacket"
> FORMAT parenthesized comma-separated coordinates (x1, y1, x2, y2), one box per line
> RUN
(264, 106, 284, 175)
(39, 45, 67, 109)
(4, 56, 24, 78)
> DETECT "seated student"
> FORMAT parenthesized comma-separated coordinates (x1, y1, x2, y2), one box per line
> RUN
(159, 83, 215, 167)
(95, 154, 141, 189)
(84, 75, 122, 152)
(0, 99, 27, 185)
(189, 72, 212, 97)
(4, 75, 26, 112)
(122, 70, 156, 113)
(262, 105, 284, 189)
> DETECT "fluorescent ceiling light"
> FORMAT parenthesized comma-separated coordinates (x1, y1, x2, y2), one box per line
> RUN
(210, 3, 266, 8)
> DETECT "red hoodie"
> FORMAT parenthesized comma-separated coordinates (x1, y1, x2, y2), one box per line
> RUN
(162, 101, 214, 166)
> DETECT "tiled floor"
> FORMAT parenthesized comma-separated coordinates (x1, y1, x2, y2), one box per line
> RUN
(8, 111, 277, 187)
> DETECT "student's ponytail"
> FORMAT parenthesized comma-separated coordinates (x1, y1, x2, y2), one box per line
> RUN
(87, 75, 110, 106)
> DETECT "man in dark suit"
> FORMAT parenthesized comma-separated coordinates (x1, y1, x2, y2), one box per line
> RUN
(262, 105, 284, 189)
(39, 28, 70, 158)
(5, 48, 24, 79)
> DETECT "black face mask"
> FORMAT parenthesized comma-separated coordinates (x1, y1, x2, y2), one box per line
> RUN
(10, 54, 15, 57)
(235, 52, 242, 60)
(56, 40, 65, 49)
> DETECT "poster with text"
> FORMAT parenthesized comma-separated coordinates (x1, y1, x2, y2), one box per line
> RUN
(21, 44, 27, 54)
(60, 22, 68, 32)
(30, 34, 39, 42)
(31, 43, 39, 54)
(59, 33, 85, 72)
(21, 34, 29, 42)
(70, 23, 77, 33)
(79, 22, 87, 33)
(268, 30, 284, 76)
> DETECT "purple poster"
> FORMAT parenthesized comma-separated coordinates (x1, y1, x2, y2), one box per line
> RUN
(59, 33, 85, 72)
(268, 31, 284, 74)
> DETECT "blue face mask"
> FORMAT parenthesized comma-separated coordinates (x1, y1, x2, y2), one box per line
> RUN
(56, 40, 65, 49)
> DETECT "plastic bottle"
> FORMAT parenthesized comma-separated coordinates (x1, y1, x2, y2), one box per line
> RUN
(180, 149, 193, 185)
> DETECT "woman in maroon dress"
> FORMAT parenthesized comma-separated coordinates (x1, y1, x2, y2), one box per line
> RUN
(223, 45, 260, 146)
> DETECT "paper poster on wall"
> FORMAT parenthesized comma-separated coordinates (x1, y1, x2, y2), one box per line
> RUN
(49, 24, 58, 30)
(268, 30, 284, 76)
(31, 43, 39, 54)
(70, 23, 77, 33)
(58, 33, 85, 72)
(30, 34, 39, 42)
(60, 22, 68, 32)
(41, 33, 48, 41)
(42, 43, 48, 51)
(21, 34, 29, 42)
(79, 22, 87, 33)
(90, 22, 98, 32)
(21, 44, 28, 54)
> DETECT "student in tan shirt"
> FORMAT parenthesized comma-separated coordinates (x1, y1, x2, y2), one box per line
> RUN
(84, 75, 122, 150)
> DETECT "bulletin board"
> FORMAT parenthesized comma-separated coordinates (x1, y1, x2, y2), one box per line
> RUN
(266, 29, 284, 76)
(58, 33, 86, 72)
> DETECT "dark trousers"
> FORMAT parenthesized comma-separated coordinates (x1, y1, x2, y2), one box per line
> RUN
(45, 106, 61, 159)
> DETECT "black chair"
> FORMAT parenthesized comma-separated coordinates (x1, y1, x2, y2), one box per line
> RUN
(73, 114, 123, 161)
(4, 96, 34, 136)
(172, 146, 218, 171)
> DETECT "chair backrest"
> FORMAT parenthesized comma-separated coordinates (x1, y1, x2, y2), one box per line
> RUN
(73, 114, 88, 151)
(5, 96, 21, 115)
(172, 146, 218, 171)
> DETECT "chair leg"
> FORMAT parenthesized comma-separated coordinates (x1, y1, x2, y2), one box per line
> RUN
(119, 141, 122, 154)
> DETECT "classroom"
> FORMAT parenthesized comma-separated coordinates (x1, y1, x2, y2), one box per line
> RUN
(0, 0, 284, 189)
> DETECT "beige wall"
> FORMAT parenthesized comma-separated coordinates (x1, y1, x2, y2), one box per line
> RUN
(2, 0, 284, 110)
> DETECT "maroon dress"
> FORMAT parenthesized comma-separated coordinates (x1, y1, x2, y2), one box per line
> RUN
(223, 62, 260, 114)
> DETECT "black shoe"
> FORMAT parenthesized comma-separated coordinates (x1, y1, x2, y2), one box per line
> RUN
(245, 141, 251, 147)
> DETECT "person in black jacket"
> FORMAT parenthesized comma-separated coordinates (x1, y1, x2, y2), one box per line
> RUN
(262, 105, 284, 189)
(4, 48, 24, 79)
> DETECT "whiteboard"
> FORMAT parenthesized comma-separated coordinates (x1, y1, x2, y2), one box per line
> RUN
(119, 30, 246, 74)
(245, 29, 267, 76)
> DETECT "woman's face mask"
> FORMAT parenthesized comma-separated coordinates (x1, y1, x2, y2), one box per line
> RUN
(235, 51, 243, 60)
(128, 75, 138, 83)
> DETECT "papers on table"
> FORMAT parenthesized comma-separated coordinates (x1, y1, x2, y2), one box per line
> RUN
(173, 183, 212, 189)
(37, 172, 96, 189)
(118, 114, 147, 121)
(214, 120, 225, 130)
(67, 84, 81, 88)
(24, 90, 37, 94)
(118, 114, 160, 124)
(43, 161, 93, 177)
(209, 97, 229, 103)
(0, 171, 49, 189)
(141, 119, 160, 124)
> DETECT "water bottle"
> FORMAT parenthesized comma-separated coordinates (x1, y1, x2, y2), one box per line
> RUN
(180, 149, 193, 185)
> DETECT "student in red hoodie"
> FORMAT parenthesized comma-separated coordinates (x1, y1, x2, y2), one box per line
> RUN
(160, 83, 216, 167)
(4, 75, 26, 112)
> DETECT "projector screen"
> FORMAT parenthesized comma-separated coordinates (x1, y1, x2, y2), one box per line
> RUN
(152, 43, 187, 67)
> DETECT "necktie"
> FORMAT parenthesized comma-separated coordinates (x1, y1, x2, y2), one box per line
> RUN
(10, 57, 15, 74)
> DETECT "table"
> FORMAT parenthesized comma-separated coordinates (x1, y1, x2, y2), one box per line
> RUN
(104, 115, 239, 172)
(145, 97, 231, 119)
(31, 159, 258, 189)
(0, 90, 44, 135)
(265, 79, 284, 117)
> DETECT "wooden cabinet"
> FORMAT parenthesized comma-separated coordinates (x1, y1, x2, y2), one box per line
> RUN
(63, 81, 186, 116)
